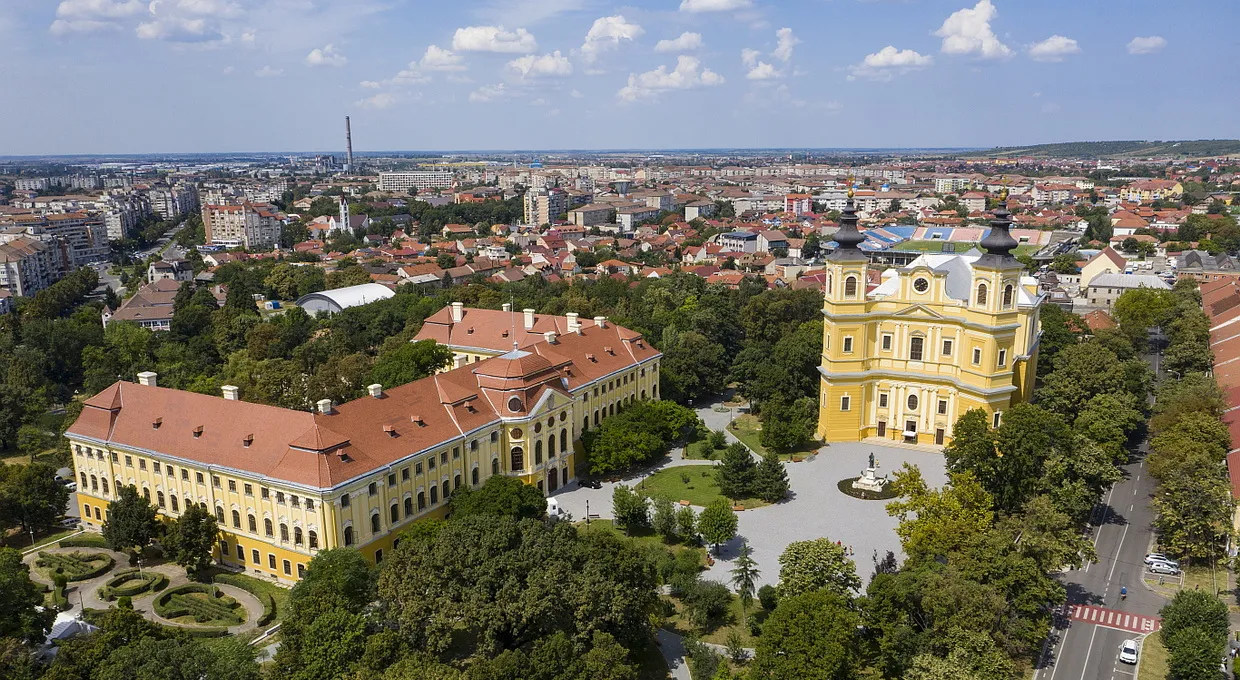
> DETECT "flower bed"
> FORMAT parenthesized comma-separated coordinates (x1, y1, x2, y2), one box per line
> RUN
(836, 477, 899, 501)
(98, 569, 169, 600)
(35, 551, 114, 581)
(154, 584, 244, 626)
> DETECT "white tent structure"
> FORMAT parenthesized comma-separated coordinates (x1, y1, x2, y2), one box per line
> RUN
(295, 283, 395, 316)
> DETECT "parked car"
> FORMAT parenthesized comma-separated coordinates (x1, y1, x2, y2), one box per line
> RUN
(582, 479, 602, 489)
(1145, 553, 1179, 569)
(63, 481, 77, 492)
(1149, 561, 1181, 575)
(55, 517, 80, 529)
(1119, 640, 1139, 665)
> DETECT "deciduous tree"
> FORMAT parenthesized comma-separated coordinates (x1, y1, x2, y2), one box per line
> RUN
(749, 591, 861, 680)
(101, 484, 160, 555)
(163, 503, 218, 578)
(777, 538, 861, 599)
(698, 498, 738, 554)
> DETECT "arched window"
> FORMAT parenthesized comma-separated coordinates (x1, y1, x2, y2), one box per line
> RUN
(907, 394, 919, 411)
(430, 486, 438, 504)
(280, 523, 289, 541)
(248, 514, 256, 532)
(827, 273, 833, 294)
(90, 476, 98, 491)
(491, 458, 499, 476)
(534, 440, 543, 465)
(308, 530, 318, 549)
(844, 275, 858, 298)
(548, 435, 556, 457)
(343, 526, 354, 546)
(170, 495, 179, 512)
(264, 518, 273, 537)
(232, 510, 241, 528)
(294, 527, 303, 545)
(510, 447, 524, 471)
(215, 506, 224, 523)
(143, 487, 151, 502)
(100, 478, 108, 494)
(390, 504, 399, 523)
(157, 491, 165, 508)
(472, 468, 479, 485)
(560, 429, 568, 452)
(418, 491, 426, 510)
(371, 513, 381, 533)
(909, 336, 924, 362)
(80, 472, 87, 487)
(1002, 284, 1014, 308)
(975, 282, 988, 306)
(404, 497, 413, 517)
(454, 474, 461, 490)
(442, 481, 450, 500)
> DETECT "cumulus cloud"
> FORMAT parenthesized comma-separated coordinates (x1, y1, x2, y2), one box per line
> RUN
(419, 44, 465, 71)
(848, 46, 933, 81)
(741, 48, 760, 69)
(1127, 35, 1166, 55)
(50, 0, 143, 34)
(452, 25, 537, 53)
(305, 43, 347, 67)
(254, 65, 283, 78)
(136, 15, 222, 42)
(655, 31, 702, 53)
(1028, 35, 1079, 62)
(933, 0, 1011, 59)
(679, 0, 751, 12)
(469, 83, 510, 102)
(773, 27, 798, 62)
(506, 51, 573, 78)
(746, 62, 781, 80)
(617, 55, 724, 101)
(580, 15, 643, 62)
(357, 92, 396, 110)
(360, 80, 382, 89)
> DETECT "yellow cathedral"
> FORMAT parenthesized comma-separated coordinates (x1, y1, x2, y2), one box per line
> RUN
(816, 190, 1043, 447)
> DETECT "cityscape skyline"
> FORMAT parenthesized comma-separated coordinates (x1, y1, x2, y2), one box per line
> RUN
(2, 0, 1236, 155)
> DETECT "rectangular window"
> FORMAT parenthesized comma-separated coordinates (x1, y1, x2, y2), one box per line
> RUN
(938, 399, 948, 415)
(401, 467, 409, 481)
(111, 452, 119, 463)
(453, 447, 460, 459)
(840, 395, 851, 411)
(181, 469, 189, 481)
(842, 336, 853, 353)
(992, 411, 1002, 428)
(244, 484, 252, 495)
(138, 459, 146, 471)
(368, 483, 377, 496)
(125, 455, 132, 467)
(276, 492, 285, 504)
(415, 462, 423, 475)
(283, 560, 291, 575)
(909, 337, 924, 361)
(440, 452, 448, 465)
(252, 549, 260, 564)
(428, 457, 436, 470)
(228, 480, 236, 492)
(881, 334, 892, 351)
(268, 554, 276, 569)
(196, 472, 204, 484)
(997, 349, 1007, 367)
(152, 462, 160, 473)
(261, 487, 270, 499)
(942, 339, 953, 356)
(388, 473, 396, 487)
(297, 564, 305, 579)
(340, 494, 350, 508)
(972, 348, 982, 365)
(878, 392, 888, 408)
(212, 475, 220, 488)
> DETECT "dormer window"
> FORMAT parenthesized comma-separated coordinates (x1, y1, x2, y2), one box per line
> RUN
(192, 425, 203, 438)
(975, 282, 988, 306)
(1002, 284, 1014, 308)
(384, 425, 397, 437)
(152, 418, 162, 429)
(411, 415, 424, 426)
(243, 434, 253, 448)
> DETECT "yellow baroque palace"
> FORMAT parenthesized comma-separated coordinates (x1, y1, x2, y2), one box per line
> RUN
(816, 192, 1043, 447)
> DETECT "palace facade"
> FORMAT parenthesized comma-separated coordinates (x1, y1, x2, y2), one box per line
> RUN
(817, 192, 1043, 447)
(66, 308, 661, 583)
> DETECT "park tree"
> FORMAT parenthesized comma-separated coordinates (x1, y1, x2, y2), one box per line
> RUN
(676, 505, 697, 544)
(0, 548, 54, 644)
(163, 503, 218, 578)
(698, 498, 738, 554)
(369, 340, 452, 389)
(0, 462, 69, 537)
(754, 453, 790, 503)
(758, 395, 817, 453)
(777, 538, 861, 599)
(274, 548, 376, 680)
(715, 443, 757, 499)
(94, 637, 260, 680)
(101, 484, 160, 555)
(904, 628, 1015, 680)
(1073, 393, 1144, 462)
(658, 330, 728, 403)
(1153, 466, 1234, 561)
(612, 485, 650, 535)
(1036, 342, 1150, 418)
(1161, 589, 1230, 649)
(448, 475, 547, 521)
(1112, 287, 1174, 346)
(1166, 627, 1224, 680)
(652, 496, 678, 542)
(730, 540, 760, 617)
(749, 591, 861, 680)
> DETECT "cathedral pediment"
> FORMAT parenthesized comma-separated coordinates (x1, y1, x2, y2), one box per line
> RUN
(892, 304, 945, 319)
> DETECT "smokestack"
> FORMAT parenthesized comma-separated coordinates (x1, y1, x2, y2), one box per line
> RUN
(345, 116, 354, 173)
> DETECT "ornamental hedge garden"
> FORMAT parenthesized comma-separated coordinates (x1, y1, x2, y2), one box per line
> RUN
(98, 568, 169, 600)
(154, 584, 245, 626)
(35, 551, 114, 581)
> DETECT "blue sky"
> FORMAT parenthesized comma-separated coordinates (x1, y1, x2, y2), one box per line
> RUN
(2, 0, 1236, 155)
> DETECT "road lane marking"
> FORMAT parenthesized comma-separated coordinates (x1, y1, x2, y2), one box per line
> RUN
(1080, 624, 1100, 680)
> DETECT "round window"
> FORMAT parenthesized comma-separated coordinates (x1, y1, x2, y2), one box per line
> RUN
(534, 422, 542, 434)
(510, 427, 523, 439)
(907, 394, 919, 411)
(913, 278, 929, 293)
(508, 397, 523, 412)
(547, 417, 555, 427)
(559, 412, 567, 422)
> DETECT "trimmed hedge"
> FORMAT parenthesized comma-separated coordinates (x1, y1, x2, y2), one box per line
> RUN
(213, 573, 277, 626)
(98, 569, 169, 600)
(176, 626, 230, 638)
(35, 551, 114, 581)
(154, 584, 244, 626)
(58, 534, 109, 549)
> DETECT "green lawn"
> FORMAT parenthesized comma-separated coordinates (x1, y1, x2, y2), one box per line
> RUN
(576, 519, 705, 560)
(683, 440, 727, 460)
(11, 528, 79, 552)
(1137, 633, 1168, 680)
(726, 415, 817, 461)
(664, 591, 766, 647)
(635, 465, 767, 510)
(207, 569, 290, 623)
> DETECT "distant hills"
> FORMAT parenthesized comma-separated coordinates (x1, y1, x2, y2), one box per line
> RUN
(973, 140, 1240, 159)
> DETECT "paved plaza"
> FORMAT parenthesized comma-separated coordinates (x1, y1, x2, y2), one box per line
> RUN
(553, 402, 948, 590)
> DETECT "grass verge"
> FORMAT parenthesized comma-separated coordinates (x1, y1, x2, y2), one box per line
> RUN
(635, 465, 767, 509)
(663, 592, 766, 647)
(726, 415, 817, 461)
(1137, 633, 1168, 680)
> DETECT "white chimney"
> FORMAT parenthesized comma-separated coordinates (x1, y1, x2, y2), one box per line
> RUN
(316, 399, 334, 414)
(523, 308, 535, 330)
(367, 384, 384, 398)
(453, 355, 467, 369)
(566, 312, 581, 333)
(544, 331, 558, 344)
(593, 316, 608, 329)
(221, 385, 240, 400)
(451, 301, 464, 323)
(502, 302, 512, 312)
(136, 371, 158, 387)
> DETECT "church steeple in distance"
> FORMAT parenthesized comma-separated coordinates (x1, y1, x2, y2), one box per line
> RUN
(828, 181, 866, 261)
(978, 185, 1018, 267)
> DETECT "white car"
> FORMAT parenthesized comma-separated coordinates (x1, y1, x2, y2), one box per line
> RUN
(1119, 640, 1139, 665)
(1149, 561, 1181, 575)
(1145, 553, 1178, 569)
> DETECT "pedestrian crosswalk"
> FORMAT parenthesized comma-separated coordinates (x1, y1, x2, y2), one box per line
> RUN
(1066, 604, 1160, 633)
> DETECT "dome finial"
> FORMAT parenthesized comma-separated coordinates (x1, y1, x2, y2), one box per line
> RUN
(846, 175, 855, 199)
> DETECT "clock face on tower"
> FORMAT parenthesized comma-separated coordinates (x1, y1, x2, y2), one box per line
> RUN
(913, 278, 929, 293)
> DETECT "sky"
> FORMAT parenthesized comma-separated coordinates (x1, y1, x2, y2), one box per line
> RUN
(1, 0, 1237, 155)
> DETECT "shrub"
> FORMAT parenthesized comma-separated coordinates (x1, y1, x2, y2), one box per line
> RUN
(747, 612, 763, 637)
(117, 596, 132, 609)
(213, 573, 277, 625)
(683, 580, 732, 630)
(684, 637, 722, 680)
(154, 584, 243, 626)
(35, 552, 114, 581)
(59, 534, 109, 549)
(98, 569, 167, 600)
(757, 584, 779, 612)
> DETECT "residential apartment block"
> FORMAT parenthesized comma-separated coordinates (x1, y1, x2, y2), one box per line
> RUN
(203, 203, 282, 249)
(377, 171, 455, 193)
(67, 305, 662, 582)
(523, 188, 568, 226)
(0, 236, 57, 296)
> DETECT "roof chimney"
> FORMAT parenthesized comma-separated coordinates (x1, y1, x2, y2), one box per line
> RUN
(523, 308, 535, 330)
(451, 301, 464, 323)
(566, 312, 581, 333)
(453, 354, 467, 369)
(367, 384, 384, 398)
(502, 302, 512, 312)
(137, 371, 158, 387)
(221, 385, 240, 401)
(593, 316, 608, 329)
(544, 330, 558, 344)
(316, 398, 334, 415)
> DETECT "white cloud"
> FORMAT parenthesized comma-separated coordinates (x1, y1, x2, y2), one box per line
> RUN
(359, 80, 381, 89)
(1127, 35, 1166, 55)
(570, 89, 584, 98)
(254, 65, 283, 78)
(1028, 35, 1079, 62)
(933, 0, 1011, 59)
(848, 45, 933, 81)
(50, 19, 119, 34)
(655, 31, 703, 53)
(222, 65, 234, 74)
(239, 29, 254, 44)
(679, 0, 751, 13)
(50, 0, 142, 34)
(357, 93, 396, 110)
(506, 51, 573, 78)
(135, 16, 222, 42)
(580, 15, 643, 62)
(168, 0, 242, 18)
(419, 45, 465, 71)
(305, 43, 347, 67)
(746, 62, 781, 80)
(452, 25, 537, 53)
(617, 55, 724, 101)
(741, 48, 760, 69)
(773, 27, 798, 62)
(469, 83, 510, 102)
